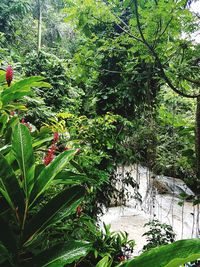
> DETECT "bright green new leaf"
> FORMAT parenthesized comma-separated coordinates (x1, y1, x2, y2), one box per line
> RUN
(118, 239, 200, 267)
(12, 123, 35, 197)
(32, 136, 53, 148)
(96, 256, 113, 267)
(1, 76, 51, 105)
(0, 72, 5, 83)
(30, 149, 76, 205)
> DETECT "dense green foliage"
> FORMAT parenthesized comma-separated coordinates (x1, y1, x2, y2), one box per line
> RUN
(142, 220, 176, 251)
(0, 0, 199, 266)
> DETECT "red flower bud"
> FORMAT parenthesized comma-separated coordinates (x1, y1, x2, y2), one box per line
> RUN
(6, 66, 13, 87)
(21, 118, 32, 132)
(76, 205, 82, 217)
(53, 132, 59, 142)
(118, 256, 125, 262)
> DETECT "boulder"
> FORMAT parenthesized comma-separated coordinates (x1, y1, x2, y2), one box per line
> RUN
(152, 175, 195, 198)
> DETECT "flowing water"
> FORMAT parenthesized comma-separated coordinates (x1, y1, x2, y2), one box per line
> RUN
(101, 165, 200, 255)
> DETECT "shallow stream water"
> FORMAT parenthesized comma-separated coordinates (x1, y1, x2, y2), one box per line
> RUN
(101, 165, 200, 255)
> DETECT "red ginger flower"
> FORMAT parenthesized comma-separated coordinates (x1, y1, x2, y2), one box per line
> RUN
(43, 144, 57, 166)
(43, 152, 54, 166)
(43, 132, 60, 166)
(53, 132, 59, 143)
(6, 66, 13, 87)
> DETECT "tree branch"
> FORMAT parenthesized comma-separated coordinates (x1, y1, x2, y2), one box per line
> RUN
(184, 76, 200, 86)
(133, 0, 200, 99)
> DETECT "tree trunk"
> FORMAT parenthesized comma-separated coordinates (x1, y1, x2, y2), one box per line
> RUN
(195, 96, 200, 190)
(37, 0, 42, 53)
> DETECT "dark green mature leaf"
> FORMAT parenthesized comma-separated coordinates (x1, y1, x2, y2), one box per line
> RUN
(0, 216, 17, 252)
(23, 185, 86, 243)
(34, 240, 91, 267)
(2, 91, 32, 104)
(54, 170, 95, 185)
(30, 149, 76, 205)
(0, 242, 10, 264)
(12, 123, 35, 197)
(0, 197, 9, 216)
(0, 153, 25, 215)
(118, 239, 200, 267)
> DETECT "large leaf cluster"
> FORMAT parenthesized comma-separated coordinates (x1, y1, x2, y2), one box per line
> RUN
(0, 123, 91, 266)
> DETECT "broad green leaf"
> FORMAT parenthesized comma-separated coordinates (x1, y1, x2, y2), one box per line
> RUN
(0, 113, 9, 135)
(0, 74, 5, 83)
(12, 123, 35, 197)
(4, 103, 28, 111)
(0, 187, 13, 210)
(4, 116, 19, 144)
(118, 239, 200, 267)
(0, 70, 5, 75)
(34, 240, 91, 267)
(54, 170, 95, 185)
(5, 150, 15, 165)
(23, 185, 86, 243)
(0, 242, 10, 264)
(1, 76, 51, 104)
(0, 153, 25, 216)
(32, 136, 53, 148)
(2, 76, 44, 94)
(2, 91, 32, 105)
(96, 256, 113, 267)
(30, 149, 76, 205)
